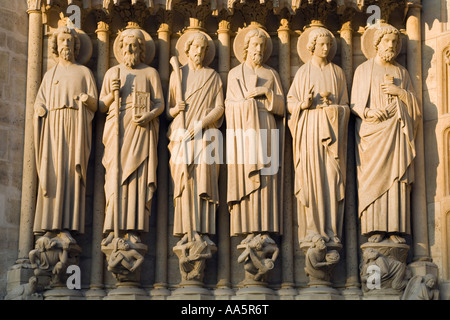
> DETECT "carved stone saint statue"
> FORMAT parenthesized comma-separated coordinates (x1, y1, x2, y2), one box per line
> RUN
(225, 26, 284, 286)
(32, 25, 97, 288)
(99, 26, 164, 284)
(401, 274, 438, 300)
(351, 23, 421, 244)
(287, 26, 349, 245)
(167, 31, 223, 285)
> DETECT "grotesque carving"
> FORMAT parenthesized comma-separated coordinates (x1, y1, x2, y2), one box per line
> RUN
(237, 233, 279, 283)
(401, 274, 438, 300)
(351, 23, 421, 244)
(360, 247, 408, 294)
(303, 234, 340, 285)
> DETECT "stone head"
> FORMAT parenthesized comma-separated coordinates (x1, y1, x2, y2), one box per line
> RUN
(373, 25, 400, 62)
(307, 27, 333, 60)
(243, 28, 267, 66)
(184, 32, 209, 68)
(50, 26, 80, 62)
(119, 28, 146, 68)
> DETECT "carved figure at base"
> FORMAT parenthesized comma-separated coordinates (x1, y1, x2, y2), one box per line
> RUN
(360, 247, 408, 293)
(237, 233, 279, 283)
(106, 237, 145, 281)
(173, 232, 217, 282)
(401, 274, 438, 300)
(29, 232, 81, 286)
(303, 234, 340, 284)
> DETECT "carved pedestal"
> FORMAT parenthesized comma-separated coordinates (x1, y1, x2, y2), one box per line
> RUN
(101, 236, 149, 300)
(360, 241, 410, 300)
(170, 234, 217, 300)
(296, 238, 343, 300)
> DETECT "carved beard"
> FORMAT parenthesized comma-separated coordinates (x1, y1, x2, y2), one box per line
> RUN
(250, 51, 263, 66)
(191, 54, 203, 67)
(59, 47, 73, 61)
(123, 51, 140, 68)
(378, 47, 396, 62)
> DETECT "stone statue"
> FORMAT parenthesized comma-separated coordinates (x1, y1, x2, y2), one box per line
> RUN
(167, 31, 223, 285)
(100, 27, 164, 243)
(33, 25, 97, 237)
(287, 26, 349, 245)
(174, 232, 216, 282)
(237, 233, 279, 282)
(360, 247, 408, 293)
(401, 274, 438, 300)
(351, 23, 421, 244)
(99, 26, 163, 285)
(225, 26, 284, 291)
(31, 25, 96, 290)
(225, 26, 284, 245)
(303, 233, 340, 285)
(107, 237, 145, 281)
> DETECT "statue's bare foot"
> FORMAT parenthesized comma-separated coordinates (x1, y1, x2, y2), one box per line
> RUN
(368, 233, 385, 243)
(389, 234, 406, 244)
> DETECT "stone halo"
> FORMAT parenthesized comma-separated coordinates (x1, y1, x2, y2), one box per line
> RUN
(233, 25, 273, 64)
(175, 30, 216, 67)
(113, 26, 156, 65)
(361, 21, 402, 60)
(297, 26, 337, 64)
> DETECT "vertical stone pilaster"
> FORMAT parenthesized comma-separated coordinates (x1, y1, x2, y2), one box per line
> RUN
(150, 16, 172, 300)
(85, 19, 110, 300)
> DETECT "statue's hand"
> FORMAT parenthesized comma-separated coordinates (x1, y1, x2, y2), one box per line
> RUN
(381, 83, 403, 97)
(301, 87, 314, 110)
(245, 87, 269, 100)
(173, 101, 186, 118)
(111, 79, 120, 92)
(36, 104, 47, 117)
(133, 111, 153, 127)
(365, 109, 389, 123)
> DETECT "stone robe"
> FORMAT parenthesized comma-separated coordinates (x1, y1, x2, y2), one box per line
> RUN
(351, 58, 421, 236)
(287, 61, 349, 242)
(101, 63, 163, 233)
(167, 65, 224, 236)
(225, 63, 285, 236)
(33, 62, 97, 234)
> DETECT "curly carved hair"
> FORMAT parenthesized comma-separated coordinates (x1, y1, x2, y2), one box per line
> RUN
(306, 27, 333, 55)
(373, 24, 400, 51)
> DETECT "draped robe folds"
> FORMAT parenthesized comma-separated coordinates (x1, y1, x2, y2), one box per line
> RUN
(351, 58, 421, 236)
(167, 65, 224, 236)
(225, 63, 285, 236)
(101, 64, 163, 233)
(33, 63, 98, 234)
(287, 61, 350, 242)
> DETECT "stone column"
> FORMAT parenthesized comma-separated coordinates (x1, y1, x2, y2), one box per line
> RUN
(339, 19, 362, 299)
(215, 17, 235, 300)
(85, 20, 110, 300)
(406, 0, 438, 277)
(150, 20, 172, 300)
(6, 4, 43, 294)
(277, 17, 297, 300)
